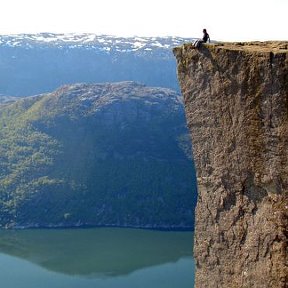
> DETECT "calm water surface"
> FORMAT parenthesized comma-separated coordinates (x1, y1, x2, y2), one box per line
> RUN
(0, 228, 194, 288)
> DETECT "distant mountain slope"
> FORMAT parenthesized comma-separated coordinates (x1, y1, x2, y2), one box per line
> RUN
(0, 94, 21, 104)
(0, 33, 192, 96)
(0, 81, 196, 229)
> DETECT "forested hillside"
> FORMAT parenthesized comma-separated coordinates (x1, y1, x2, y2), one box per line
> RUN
(0, 82, 196, 229)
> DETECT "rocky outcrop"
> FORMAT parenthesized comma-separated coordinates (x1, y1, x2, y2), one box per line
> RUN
(174, 42, 288, 287)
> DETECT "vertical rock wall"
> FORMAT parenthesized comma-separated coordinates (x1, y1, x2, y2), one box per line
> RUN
(174, 42, 288, 287)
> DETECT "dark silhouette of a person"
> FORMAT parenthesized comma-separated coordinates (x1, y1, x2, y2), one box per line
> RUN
(202, 29, 210, 43)
(193, 29, 210, 47)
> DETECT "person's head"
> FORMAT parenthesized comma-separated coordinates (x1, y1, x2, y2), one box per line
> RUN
(203, 29, 207, 34)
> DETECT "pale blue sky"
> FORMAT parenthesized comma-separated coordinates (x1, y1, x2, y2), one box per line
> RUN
(0, 0, 287, 41)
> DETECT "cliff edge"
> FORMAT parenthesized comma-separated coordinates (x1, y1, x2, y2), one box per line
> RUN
(174, 42, 288, 287)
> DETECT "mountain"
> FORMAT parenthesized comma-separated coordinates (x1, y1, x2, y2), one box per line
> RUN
(0, 81, 196, 229)
(0, 94, 21, 105)
(0, 94, 20, 105)
(0, 33, 192, 96)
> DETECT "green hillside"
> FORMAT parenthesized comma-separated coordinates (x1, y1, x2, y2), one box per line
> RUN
(0, 82, 196, 229)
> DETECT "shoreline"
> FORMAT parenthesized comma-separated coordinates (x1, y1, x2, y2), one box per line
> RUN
(1, 223, 194, 232)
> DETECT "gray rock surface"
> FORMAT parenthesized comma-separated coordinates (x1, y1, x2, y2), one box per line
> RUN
(174, 42, 288, 287)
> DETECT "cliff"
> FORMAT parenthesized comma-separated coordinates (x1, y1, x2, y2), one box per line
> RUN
(173, 42, 288, 287)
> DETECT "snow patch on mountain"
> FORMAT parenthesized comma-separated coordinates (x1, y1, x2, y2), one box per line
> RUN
(0, 33, 193, 53)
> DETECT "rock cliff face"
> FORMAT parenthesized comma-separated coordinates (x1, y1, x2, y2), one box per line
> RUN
(174, 42, 288, 287)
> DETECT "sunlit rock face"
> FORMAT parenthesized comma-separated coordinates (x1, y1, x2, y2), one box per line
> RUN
(174, 42, 288, 288)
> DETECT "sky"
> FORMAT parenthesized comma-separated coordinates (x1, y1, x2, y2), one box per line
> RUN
(0, 0, 287, 41)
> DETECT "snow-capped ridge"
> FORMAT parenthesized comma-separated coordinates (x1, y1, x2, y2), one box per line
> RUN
(0, 33, 192, 52)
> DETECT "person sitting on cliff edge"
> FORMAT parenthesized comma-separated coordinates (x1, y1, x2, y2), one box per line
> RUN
(193, 29, 210, 48)
(202, 29, 210, 43)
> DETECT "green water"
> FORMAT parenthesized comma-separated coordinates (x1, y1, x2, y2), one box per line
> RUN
(0, 228, 195, 288)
